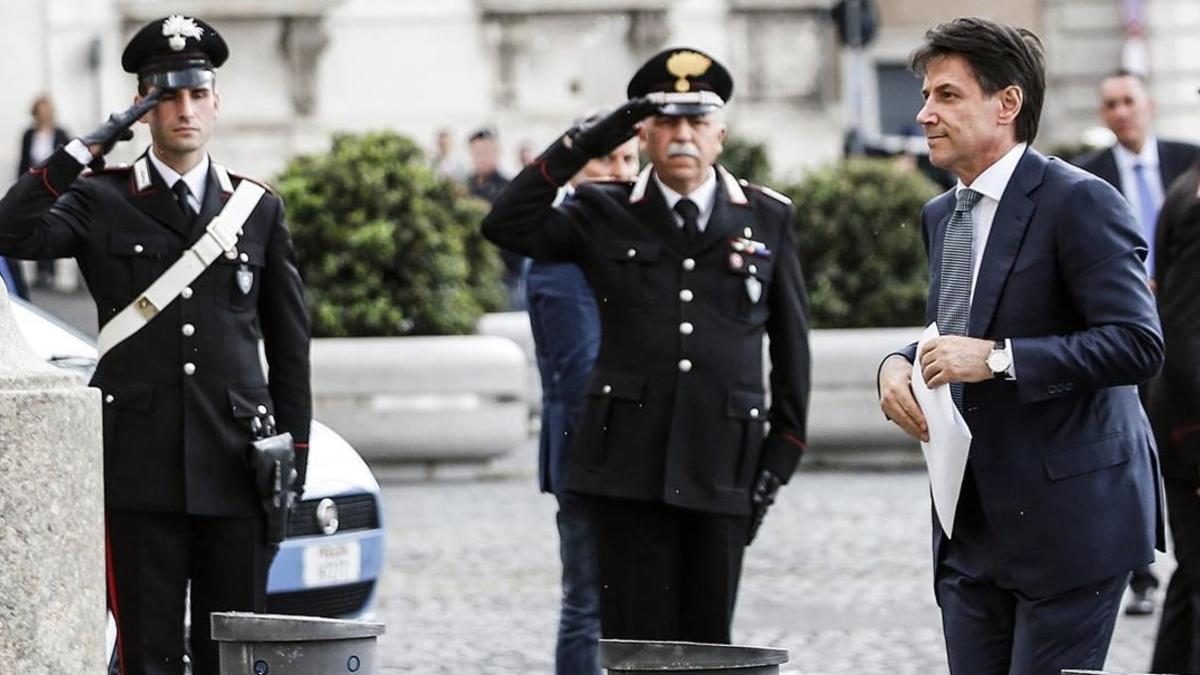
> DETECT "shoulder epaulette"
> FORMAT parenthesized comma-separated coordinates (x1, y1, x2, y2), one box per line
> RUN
(739, 178, 792, 206)
(81, 163, 131, 177)
(226, 168, 277, 195)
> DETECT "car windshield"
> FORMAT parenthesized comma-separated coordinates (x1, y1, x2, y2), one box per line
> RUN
(9, 297, 98, 379)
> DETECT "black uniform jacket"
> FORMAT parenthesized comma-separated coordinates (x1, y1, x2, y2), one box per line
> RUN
(1149, 162, 1200, 479)
(483, 140, 811, 516)
(0, 147, 311, 516)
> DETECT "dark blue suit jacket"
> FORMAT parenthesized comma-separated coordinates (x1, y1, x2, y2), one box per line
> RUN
(900, 148, 1165, 598)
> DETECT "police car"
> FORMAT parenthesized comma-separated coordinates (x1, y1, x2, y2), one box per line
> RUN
(9, 297, 384, 660)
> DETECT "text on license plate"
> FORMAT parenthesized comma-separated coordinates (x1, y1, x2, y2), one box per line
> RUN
(303, 541, 362, 588)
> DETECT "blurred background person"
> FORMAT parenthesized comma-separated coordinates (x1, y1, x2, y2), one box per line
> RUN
(525, 110, 640, 675)
(468, 127, 525, 309)
(17, 95, 69, 291)
(430, 127, 464, 182)
(1076, 70, 1200, 284)
(517, 140, 536, 167)
(1074, 69, 1200, 618)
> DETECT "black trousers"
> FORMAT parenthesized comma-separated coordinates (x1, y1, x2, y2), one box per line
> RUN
(937, 471, 1128, 675)
(584, 495, 749, 643)
(106, 510, 274, 675)
(1151, 478, 1200, 674)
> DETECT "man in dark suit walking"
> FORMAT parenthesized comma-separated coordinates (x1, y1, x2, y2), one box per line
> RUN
(878, 18, 1164, 674)
(1146, 137, 1200, 672)
(1074, 70, 1200, 617)
(484, 47, 811, 643)
(0, 16, 311, 675)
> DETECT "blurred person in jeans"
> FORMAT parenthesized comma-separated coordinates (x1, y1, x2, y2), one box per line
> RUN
(526, 112, 640, 674)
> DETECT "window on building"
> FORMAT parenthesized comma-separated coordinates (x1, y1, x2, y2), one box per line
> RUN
(877, 62, 924, 136)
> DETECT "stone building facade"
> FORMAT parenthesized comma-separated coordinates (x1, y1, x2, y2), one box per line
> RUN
(0, 0, 1197, 184)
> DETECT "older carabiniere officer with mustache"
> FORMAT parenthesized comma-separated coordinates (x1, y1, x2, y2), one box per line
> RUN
(484, 47, 811, 643)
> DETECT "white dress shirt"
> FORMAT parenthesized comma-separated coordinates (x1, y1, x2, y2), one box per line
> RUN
(148, 150, 209, 212)
(1112, 135, 1165, 228)
(653, 168, 718, 232)
(954, 141, 1027, 377)
(955, 142, 1028, 301)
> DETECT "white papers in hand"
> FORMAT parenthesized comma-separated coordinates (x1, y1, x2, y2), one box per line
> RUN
(912, 322, 972, 538)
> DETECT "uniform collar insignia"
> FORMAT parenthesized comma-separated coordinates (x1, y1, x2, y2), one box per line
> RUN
(162, 15, 204, 52)
(133, 157, 152, 193)
(666, 51, 712, 93)
(629, 165, 653, 204)
(718, 166, 748, 206)
(213, 163, 234, 194)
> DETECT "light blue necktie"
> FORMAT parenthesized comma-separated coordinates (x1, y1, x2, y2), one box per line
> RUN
(1132, 162, 1160, 276)
(937, 188, 983, 409)
(0, 256, 18, 297)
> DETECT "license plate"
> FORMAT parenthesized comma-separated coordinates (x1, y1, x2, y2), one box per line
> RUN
(303, 540, 362, 588)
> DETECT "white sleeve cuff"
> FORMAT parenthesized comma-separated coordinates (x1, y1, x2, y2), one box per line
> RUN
(64, 139, 93, 166)
(1005, 338, 1017, 380)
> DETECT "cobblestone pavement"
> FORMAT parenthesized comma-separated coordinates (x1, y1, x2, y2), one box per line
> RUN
(374, 450, 1171, 674)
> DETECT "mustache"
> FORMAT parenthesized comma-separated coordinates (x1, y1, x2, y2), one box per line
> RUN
(666, 142, 701, 158)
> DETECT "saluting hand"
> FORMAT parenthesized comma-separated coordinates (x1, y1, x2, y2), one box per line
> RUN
(878, 355, 928, 442)
(81, 89, 162, 158)
(569, 96, 661, 158)
(918, 336, 993, 388)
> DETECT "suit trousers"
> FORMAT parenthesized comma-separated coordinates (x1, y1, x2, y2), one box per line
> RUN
(584, 495, 749, 643)
(106, 510, 274, 675)
(555, 493, 602, 675)
(1151, 478, 1200, 673)
(937, 471, 1129, 675)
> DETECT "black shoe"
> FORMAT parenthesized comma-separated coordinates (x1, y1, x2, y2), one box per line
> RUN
(1125, 588, 1156, 616)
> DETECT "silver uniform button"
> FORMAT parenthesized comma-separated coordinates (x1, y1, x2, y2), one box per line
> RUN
(104, 394, 114, 404)
(679, 289, 694, 302)
(181, 287, 193, 299)
(678, 359, 693, 373)
(750, 408, 760, 418)
(133, 244, 144, 254)
(744, 227, 753, 237)
(682, 258, 696, 271)
(679, 322, 694, 335)
(626, 248, 637, 259)
(181, 323, 195, 336)
(602, 385, 612, 395)
(183, 362, 196, 376)
(240, 252, 250, 263)
(748, 264, 758, 275)
(256, 405, 268, 415)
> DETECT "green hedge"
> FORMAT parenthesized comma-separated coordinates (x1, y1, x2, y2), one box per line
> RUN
(276, 131, 505, 337)
(781, 159, 939, 328)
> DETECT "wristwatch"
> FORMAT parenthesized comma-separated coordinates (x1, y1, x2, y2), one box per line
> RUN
(986, 339, 1012, 379)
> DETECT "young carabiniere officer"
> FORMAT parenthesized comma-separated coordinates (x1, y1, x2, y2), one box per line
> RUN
(0, 15, 311, 675)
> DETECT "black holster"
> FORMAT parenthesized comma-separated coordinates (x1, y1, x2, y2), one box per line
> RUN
(248, 430, 297, 545)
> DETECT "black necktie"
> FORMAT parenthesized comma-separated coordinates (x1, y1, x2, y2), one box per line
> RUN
(674, 198, 700, 243)
(172, 180, 196, 223)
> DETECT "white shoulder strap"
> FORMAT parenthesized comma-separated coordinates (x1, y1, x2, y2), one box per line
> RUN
(97, 180, 266, 358)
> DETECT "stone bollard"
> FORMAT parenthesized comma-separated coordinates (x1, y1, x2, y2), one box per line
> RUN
(600, 639, 789, 674)
(0, 280, 105, 672)
(212, 612, 385, 674)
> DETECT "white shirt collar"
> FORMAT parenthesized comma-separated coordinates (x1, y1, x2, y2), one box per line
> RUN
(147, 148, 209, 206)
(653, 167, 718, 231)
(955, 142, 1027, 203)
(1113, 134, 1159, 170)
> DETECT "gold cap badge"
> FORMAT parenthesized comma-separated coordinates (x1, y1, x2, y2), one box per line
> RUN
(666, 51, 712, 93)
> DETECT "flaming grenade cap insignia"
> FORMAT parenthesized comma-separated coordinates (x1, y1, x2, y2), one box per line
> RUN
(161, 15, 204, 52)
(666, 51, 713, 92)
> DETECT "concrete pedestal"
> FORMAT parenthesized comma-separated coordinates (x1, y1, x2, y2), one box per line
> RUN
(0, 282, 104, 672)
